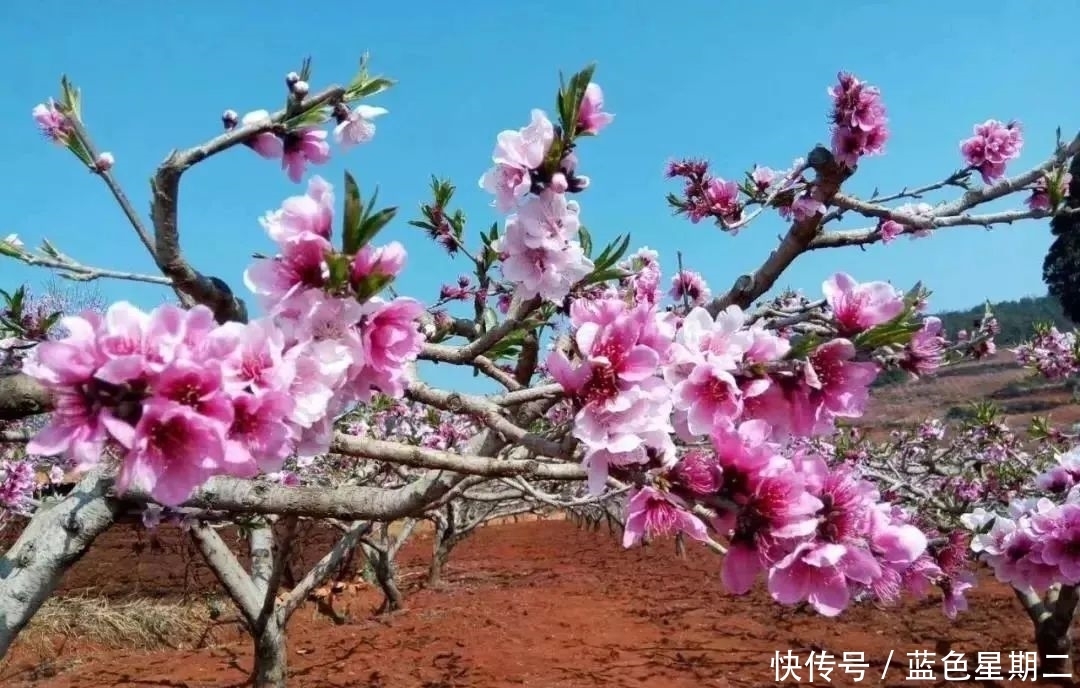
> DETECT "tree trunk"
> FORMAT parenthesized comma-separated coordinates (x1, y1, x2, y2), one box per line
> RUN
(372, 553, 403, 613)
(252, 617, 288, 688)
(1016, 585, 1078, 685)
(1035, 622, 1072, 683)
(428, 541, 451, 588)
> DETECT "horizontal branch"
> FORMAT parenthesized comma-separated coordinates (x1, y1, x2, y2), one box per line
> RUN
(330, 433, 584, 480)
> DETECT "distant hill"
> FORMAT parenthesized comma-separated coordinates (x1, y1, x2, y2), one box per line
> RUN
(935, 294, 1074, 346)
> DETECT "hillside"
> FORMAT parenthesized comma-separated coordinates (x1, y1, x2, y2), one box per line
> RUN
(934, 293, 1073, 346)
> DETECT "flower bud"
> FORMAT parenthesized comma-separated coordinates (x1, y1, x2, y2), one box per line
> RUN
(285, 71, 301, 86)
(222, 109, 239, 129)
(350, 242, 407, 300)
(549, 172, 569, 193)
(93, 152, 115, 173)
(291, 80, 310, 98)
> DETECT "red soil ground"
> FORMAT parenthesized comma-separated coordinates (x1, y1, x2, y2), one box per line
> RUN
(2, 354, 1078, 688)
(0, 519, 1072, 688)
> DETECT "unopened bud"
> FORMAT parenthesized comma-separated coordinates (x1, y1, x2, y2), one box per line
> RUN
(291, 80, 310, 98)
(222, 109, 239, 129)
(93, 152, 115, 173)
(549, 172, 569, 193)
(285, 71, 301, 86)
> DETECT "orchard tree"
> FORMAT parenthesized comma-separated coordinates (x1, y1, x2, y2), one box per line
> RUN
(1043, 154, 1080, 323)
(0, 54, 1079, 687)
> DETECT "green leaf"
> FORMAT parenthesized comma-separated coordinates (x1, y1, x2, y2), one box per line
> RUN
(327, 254, 351, 289)
(353, 274, 395, 301)
(0, 239, 22, 258)
(342, 172, 364, 254)
(579, 226, 593, 258)
(298, 57, 313, 84)
(355, 207, 398, 251)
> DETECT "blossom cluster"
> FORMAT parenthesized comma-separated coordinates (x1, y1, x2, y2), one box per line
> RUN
(480, 90, 610, 305)
(1015, 325, 1079, 380)
(828, 72, 889, 168)
(21, 177, 424, 505)
(960, 119, 1024, 185)
(966, 447, 1080, 592)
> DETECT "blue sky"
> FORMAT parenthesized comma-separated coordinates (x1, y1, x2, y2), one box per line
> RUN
(3, 2, 1078, 379)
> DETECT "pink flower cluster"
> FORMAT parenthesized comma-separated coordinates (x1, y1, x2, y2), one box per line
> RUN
(479, 87, 610, 305)
(0, 459, 36, 515)
(627, 424, 933, 617)
(231, 102, 386, 184)
(547, 297, 677, 493)
(828, 72, 889, 168)
(960, 119, 1024, 185)
(664, 160, 744, 227)
(1015, 326, 1079, 380)
(968, 453, 1080, 591)
(22, 178, 424, 505)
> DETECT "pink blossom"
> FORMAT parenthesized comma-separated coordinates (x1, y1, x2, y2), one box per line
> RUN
(828, 72, 889, 167)
(619, 248, 663, 307)
(901, 317, 945, 377)
(960, 119, 1023, 185)
(0, 461, 37, 514)
(822, 272, 905, 336)
(671, 450, 723, 495)
(260, 176, 335, 243)
(244, 233, 333, 309)
(479, 109, 556, 212)
(116, 400, 227, 507)
(768, 542, 879, 616)
(878, 219, 903, 243)
(333, 105, 388, 149)
(282, 128, 331, 183)
(672, 359, 743, 436)
(240, 110, 284, 159)
(346, 297, 425, 400)
(669, 270, 711, 307)
(495, 193, 593, 304)
(750, 165, 776, 194)
(790, 194, 825, 222)
(351, 241, 407, 287)
(225, 391, 295, 474)
(622, 487, 707, 548)
(703, 178, 742, 226)
(32, 99, 72, 144)
(722, 471, 822, 594)
(1027, 172, 1071, 212)
(577, 83, 614, 135)
(805, 339, 879, 420)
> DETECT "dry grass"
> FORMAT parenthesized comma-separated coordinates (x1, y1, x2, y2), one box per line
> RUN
(20, 595, 223, 651)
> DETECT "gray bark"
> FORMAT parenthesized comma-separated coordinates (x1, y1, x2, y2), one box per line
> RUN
(0, 469, 120, 656)
(1014, 584, 1079, 683)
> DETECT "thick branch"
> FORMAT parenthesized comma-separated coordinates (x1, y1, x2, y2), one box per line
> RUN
(149, 86, 345, 323)
(0, 469, 121, 656)
(0, 371, 53, 421)
(189, 522, 262, 625)
(707, 147, 853, 314)
(279, 521, 371, 619)
(330, 433, 583, 480)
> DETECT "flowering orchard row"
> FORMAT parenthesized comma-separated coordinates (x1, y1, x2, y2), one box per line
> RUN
(1, 58, 1076, 632)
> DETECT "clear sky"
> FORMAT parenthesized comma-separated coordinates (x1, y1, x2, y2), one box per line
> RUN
(3, 2, 1078, 335)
